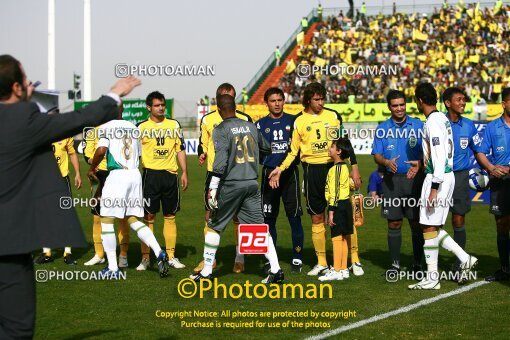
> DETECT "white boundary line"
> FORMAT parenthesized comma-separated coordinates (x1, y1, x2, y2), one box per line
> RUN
(306, 281, 490, 340)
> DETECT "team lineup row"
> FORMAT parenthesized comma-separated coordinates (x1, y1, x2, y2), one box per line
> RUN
(35, 82, 510, 287)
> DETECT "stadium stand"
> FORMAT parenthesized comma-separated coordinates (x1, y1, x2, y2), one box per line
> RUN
(242, 1, 509, 105)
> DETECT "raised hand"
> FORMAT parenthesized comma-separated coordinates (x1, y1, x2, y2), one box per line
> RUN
(110, 76, 141, 98)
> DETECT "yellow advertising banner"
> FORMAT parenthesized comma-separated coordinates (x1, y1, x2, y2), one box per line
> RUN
(211, 104, 502, 123)
(210, 104, 304, 123)
(325, 104, 365, 122)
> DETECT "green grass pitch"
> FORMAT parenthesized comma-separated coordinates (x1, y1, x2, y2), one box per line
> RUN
(34, 155, 510, 339)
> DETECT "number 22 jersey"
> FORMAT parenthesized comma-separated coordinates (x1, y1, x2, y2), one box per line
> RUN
(256, 113, 297, 169)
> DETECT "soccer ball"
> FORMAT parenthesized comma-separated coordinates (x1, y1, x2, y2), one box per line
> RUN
(468, 168, 490, 192)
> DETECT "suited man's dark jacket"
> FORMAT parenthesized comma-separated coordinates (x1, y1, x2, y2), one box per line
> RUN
(0, 96, 118, 256)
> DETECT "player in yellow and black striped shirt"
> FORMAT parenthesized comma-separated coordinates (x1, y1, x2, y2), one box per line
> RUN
(34, 137, 81, 265)
(268, 82, 362, 276)
(194, 83, 252, 274)
(138, 91, 188, 271)
(83, 126, 130, 267)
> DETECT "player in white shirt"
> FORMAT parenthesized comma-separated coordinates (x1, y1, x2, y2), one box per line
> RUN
(88, 112, 170, 278)
(409, 83, 478, 290)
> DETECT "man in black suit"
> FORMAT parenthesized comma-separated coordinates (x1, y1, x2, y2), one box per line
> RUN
(0, 54, 140, 339)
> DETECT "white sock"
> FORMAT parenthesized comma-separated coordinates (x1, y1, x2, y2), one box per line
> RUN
(438, 229, 469, 264)
(202, 231, 220, 276)
(235, 245, 245, 263)
(101, 222, 118, 271)
(423, 236, 439, 278)
(64, 247, 72, 254)
(264, 235, 281, 274)
(43, 247, 51, 255)
(130, 220, 162, 257)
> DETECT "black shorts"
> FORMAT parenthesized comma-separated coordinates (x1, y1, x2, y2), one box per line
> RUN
(381, 172, 424, 220)
(451, 170, 471, 215)
(302, 162, 332, 215)
(330, 199, 353, 237)
(91, 170, 110, 216)
(261, 166, 303, 218)
(489, 175, 510, 216)
(142, 169, 180, 215)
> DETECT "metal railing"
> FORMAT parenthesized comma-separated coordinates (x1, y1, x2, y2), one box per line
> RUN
(322, 0, 496, 17)
(236, 8, 317, 103)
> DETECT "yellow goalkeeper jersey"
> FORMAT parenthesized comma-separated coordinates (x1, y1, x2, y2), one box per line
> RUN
(52, 137, 75, 177)
(138, 117, 185, 173)
(199, 110, 252, 172)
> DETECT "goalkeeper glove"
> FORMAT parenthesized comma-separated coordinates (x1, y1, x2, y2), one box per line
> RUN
(208, 188, 218, 209)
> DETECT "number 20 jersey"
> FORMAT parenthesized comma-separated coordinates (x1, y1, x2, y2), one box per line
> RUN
(138, 118, 184, 173)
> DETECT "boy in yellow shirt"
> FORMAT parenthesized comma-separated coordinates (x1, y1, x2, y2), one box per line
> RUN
(320, 138, 354, 281)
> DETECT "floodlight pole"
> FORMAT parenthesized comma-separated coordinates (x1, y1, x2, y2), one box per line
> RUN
(48, 0, 55, 90)
(84, 0, 92, 100)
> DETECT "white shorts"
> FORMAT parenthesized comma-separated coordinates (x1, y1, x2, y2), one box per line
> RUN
(419, 173, 455, 226)
(101, 169, 144, 219)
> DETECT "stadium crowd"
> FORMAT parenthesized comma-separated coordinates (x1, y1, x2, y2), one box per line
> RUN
(280, 1, 509, 105)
